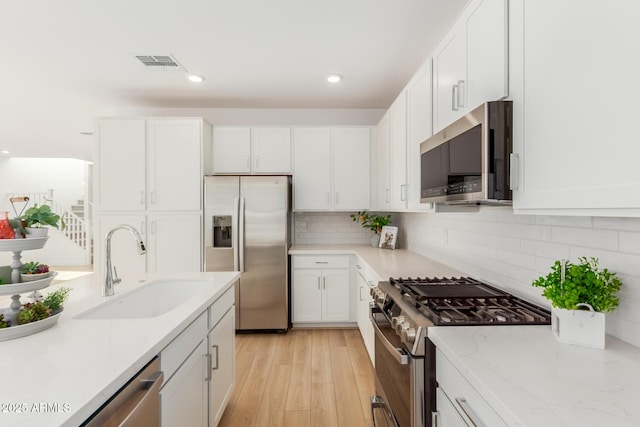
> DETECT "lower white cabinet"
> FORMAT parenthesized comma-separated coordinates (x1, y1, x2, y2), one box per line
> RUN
(292, 255, 351, 323)
(355, 260, 376, 365)
(161, 339, 208, 427)
(435, 349, 507, 427)
(160, 284, 236, 427)
(208, 305, 235, 426)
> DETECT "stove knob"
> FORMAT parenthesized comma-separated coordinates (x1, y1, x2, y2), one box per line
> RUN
(401, 327, 417, 344)
(395, 321, 410, 334)
(391, 316, 405, 328)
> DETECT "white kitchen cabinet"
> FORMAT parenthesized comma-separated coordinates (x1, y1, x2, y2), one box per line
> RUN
(94, 117, 210, 275)
(377, 93, 408, 210)
(355, 259, 376, 365)
(147, 213, 202, 273)
(208, 302, 235, 426)
(96, 118, 209, 212)
(148, 119, 205, 212)
(433, 0, 508, 132)
(293, 127, 371, 211)
(292, 255, 351, 324)
(160, 284, 236, 427)
(161, 339, 208, 427)
(406, 61, 436, 212)
(212, 127, 291, 174)
(510, 0, 640, 216)
(95, 119, 146, 212)
(435, 349, 508, 427)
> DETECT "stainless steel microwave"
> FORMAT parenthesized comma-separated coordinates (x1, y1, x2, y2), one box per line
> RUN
(420, 100, 513, 205)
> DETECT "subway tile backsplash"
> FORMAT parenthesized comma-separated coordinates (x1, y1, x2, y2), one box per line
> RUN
(293, 212, 373, 245)
(397, 208, 640, 348)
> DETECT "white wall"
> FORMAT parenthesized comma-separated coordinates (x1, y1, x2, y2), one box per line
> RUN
(397, 209, 640, 348)
(0, 157, 88, 210)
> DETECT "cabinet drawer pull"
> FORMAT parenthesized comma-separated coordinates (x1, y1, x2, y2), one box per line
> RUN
(455, 397, 486, 427)
(315, 261, 329, 264)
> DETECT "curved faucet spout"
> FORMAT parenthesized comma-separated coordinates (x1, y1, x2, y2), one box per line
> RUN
(104, 224, 146, 297)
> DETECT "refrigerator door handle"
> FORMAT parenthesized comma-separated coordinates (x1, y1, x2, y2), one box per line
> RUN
(239, 197, 245, 273)
(233, 197, 240, 272)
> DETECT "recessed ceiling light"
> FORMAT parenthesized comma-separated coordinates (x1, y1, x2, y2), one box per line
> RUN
(187, 74, 205, 83)
(1, 150, 9, 155)
(327, 74, 343, 83)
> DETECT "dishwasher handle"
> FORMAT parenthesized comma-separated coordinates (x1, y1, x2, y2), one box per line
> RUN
(120, 371, 164, 427)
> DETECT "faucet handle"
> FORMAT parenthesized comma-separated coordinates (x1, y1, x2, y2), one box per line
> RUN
(113, 266, 122, 285)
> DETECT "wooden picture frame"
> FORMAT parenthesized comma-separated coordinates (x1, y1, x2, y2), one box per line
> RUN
(378, 226, 398, 250)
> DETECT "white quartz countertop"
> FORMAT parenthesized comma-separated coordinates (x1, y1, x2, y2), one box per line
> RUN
(429, 326, 640, 427)
(289, 244, 463, 279)
(0, 271, 239, 427)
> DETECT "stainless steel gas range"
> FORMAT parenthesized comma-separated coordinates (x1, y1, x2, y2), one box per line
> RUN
(370, 277, 551, 427)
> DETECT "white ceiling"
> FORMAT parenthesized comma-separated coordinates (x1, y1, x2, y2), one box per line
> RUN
(1, 0, 468, 161)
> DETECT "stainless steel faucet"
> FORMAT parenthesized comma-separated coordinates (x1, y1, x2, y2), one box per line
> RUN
(104, 224, 146, 296)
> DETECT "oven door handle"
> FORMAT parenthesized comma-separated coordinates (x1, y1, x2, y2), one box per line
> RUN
(370, 310, 409, 365)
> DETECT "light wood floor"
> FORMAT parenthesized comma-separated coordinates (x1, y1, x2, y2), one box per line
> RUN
(218, 328, 375, 427)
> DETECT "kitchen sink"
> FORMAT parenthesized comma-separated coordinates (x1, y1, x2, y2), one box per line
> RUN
(75, 280, 212, 319)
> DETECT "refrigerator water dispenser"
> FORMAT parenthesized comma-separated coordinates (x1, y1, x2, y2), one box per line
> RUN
(212, 215, 232, 248)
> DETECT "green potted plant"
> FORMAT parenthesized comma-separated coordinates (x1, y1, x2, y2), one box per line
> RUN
(20, 261, 51, 282)
(20, 203, 65, 238)
(350, 211, 392, 247)
(532, 257, 622, 349)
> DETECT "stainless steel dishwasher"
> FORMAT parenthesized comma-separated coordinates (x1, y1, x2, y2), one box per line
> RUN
(82, 357, 163, 427)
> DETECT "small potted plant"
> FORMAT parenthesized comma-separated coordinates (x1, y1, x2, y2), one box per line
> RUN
(20, 203, 66, 238)
(20, 261, 52, 282)
(350, 211, 392, 247)
(532, 257, 622, 349)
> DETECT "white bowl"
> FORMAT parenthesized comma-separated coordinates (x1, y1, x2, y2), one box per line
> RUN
(20, 272, 51, 282)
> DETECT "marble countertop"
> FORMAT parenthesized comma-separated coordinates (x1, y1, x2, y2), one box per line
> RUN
(0, 271, 239, 427)
(289, 244, 463, 279)
(430, 326, 640, 427)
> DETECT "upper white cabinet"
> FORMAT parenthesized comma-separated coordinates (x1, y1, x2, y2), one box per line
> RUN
(377, 93, 408, 211)
(95, 118, 210, 212)
(293, 127, 371, 211)
(433, 0, 508, 132)
(406, 60, 434, 211)
(510, 0, 640, 216)
(95, 119, 146, 211)
(212, 127, 291, 174)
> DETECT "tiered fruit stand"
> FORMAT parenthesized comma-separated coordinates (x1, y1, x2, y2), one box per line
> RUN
(0, 237, 59, 340)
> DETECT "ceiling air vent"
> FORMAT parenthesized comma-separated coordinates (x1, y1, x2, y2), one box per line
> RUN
(135, 54, 186, 72)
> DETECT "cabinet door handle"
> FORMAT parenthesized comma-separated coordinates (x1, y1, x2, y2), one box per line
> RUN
(385, 189, 390, 203)
(452, 84, 459, 111)
(150, 191, 156, 205)
(400, 184, 407, 201)
(205, 353, 212, 381)
(509, 153, 520, 191)
(323, 276, 326, 290)
(211, 344, 219, 371)
(455, 397, 487, 427)
(360, 286, 363, 301)
(457, 79, 465, 109)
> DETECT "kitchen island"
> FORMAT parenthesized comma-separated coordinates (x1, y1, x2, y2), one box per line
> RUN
(0, 271, 239, 427)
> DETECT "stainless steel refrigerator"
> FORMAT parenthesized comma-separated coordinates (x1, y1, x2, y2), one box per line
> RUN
(204, 175, 291, 331)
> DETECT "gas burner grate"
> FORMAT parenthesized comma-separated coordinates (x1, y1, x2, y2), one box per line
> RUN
(389, 276, 551, 326)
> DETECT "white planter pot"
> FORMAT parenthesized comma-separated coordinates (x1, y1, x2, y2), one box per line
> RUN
(370, 234, 380, 248)
(25, 227, 48, 238)
(551, 304, 605, 349)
